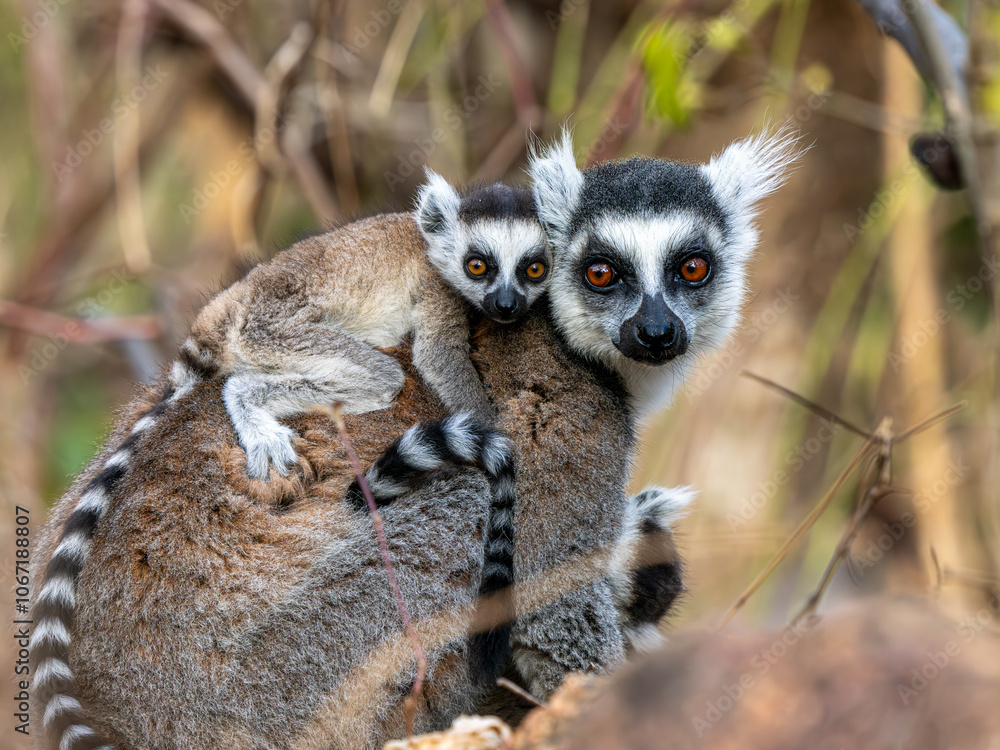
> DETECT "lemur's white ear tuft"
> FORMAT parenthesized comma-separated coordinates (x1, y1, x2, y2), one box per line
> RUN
(415, 169, 460, 240)
(702, 125, 803, 219)
(529, 127, 584, 245)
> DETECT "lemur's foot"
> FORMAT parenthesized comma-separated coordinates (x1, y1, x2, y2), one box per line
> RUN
(241, 417, 299, 480)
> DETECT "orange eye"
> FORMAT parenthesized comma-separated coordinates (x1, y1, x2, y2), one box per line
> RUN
(586, 262, 616, 288)
(525, 261, 546, 280)
(466, 257, 488, 278)
(679, 255, 710, 284)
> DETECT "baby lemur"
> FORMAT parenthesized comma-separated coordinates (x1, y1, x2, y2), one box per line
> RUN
(181, 173, 550, 479)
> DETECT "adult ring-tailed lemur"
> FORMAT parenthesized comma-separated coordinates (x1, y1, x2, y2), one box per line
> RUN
(30, 128, 797, 749)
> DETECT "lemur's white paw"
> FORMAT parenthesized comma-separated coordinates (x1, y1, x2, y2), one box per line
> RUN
(241, 419, 298, 480)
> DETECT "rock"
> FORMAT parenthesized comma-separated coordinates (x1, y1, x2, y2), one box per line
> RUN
(509, 597, 1000, 750)
(385, 715, 512, 750)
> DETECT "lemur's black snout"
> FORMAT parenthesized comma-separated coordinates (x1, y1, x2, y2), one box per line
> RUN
(617, 294, 688, 364)
(636, 319, 678, 350)
(496, 296, 519, 317)
(485, 287, 527, 323)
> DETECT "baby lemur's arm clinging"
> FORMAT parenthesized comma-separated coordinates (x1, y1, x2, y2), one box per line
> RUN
(171, 174, 550, 480)
(172, 213, 438, 478)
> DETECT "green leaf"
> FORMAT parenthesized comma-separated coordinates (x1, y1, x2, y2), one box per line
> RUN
(641, 21, 697, 126)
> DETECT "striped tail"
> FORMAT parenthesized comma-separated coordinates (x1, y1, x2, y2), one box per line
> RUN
(347, 413, 516, 686)
(168, 336, 220, 401)
(610, 486, 693, 654)
(30, 395, 172, 750)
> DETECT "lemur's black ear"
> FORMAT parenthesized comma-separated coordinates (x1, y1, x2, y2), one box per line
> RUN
(701, 126, 802, 226)
(529, 127, 584, 247)
(415, 169, 460, 238)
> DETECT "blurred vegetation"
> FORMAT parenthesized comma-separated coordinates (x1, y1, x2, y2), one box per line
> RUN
(3, 1, 1000, 714)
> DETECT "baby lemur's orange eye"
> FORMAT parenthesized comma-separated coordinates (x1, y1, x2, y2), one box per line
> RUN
(525, 261, 546, 280)
(679, 255, 710, 284)
(466, 257, 488, 278)
(585, 262, 616, 288)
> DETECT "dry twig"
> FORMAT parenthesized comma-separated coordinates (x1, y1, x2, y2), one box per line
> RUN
(313, 5, 361, 215)
(369, 0, 427, 118)
(481, 0, 539, 120)
(327, 403, 426, 738)
(153, 0, 339, 221)
(718, 436, 876, 629)
(256, 22, 315, 173)
(0, 300, 163, 343)
(792, 403, 967, 623)
(496, 677, 545, 709)
(113, 0, 153, 273)
(740, 370, 871, 439)
(721, 373, 965, 628)
(792, 417, 901, 624)
(943, 567, 1000, 590)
